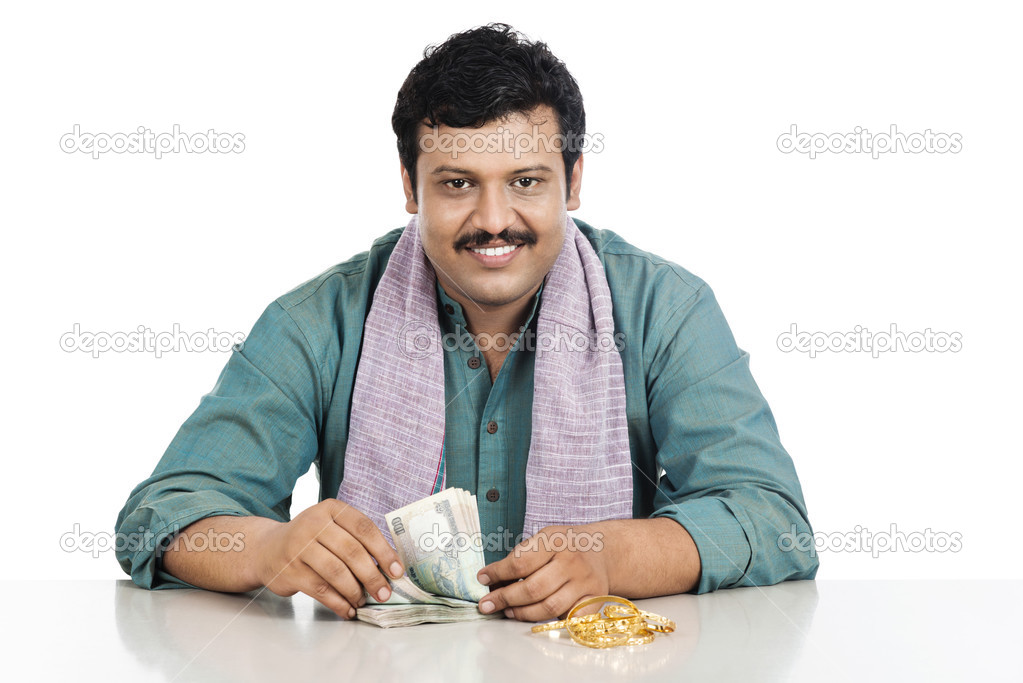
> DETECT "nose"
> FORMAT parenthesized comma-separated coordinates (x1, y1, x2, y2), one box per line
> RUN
(469, 184, 516, 237)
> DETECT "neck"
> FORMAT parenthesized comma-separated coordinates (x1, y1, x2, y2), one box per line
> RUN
(465, 297, 534, 339)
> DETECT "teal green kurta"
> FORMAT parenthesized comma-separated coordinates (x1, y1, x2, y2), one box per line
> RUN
(115, 219, 819, 593)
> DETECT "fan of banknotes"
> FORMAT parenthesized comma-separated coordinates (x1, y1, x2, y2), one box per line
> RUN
(356, 488, 499, 628)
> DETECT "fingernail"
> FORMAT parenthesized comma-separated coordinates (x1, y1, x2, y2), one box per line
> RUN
(377, 586, 391, 602)
(479, 600, 494, 614)
(390, 562, 404, 578)
(347, 607, 356, 619)
(477, 573, 490, 586)
(504, 609, 513, 619)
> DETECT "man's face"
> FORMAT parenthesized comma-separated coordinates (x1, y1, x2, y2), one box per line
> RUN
(401, 105, 582, 314)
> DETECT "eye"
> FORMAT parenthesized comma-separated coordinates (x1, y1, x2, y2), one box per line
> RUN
(443, 178, 471, 189)
(514, 177, 540, 189)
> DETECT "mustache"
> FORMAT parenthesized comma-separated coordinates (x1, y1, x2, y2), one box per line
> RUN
(455, 229, 537, 250)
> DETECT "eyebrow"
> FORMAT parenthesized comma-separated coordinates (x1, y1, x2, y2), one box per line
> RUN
(429, 164, 556, 176)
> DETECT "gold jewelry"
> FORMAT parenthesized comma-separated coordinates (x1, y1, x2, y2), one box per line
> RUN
(530, 595, 675, 649)
(530, 619, 568, 633)
(639, 610, 676, 633)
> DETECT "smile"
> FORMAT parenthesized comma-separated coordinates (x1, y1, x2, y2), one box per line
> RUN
(468, 244, 520, 256)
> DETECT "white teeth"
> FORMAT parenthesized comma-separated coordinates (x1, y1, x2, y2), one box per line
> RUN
(470, 244, 519, 256)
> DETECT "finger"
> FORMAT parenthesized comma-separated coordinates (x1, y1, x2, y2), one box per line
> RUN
(507, 588, 600, 623)
(318, 524, 394, 602)
(292, 560, 357, 619)
(478, 540, 554, 587)
(302, 542, 366, 609)
(479, 562, 567, 616)
(331, 503, 405, 579)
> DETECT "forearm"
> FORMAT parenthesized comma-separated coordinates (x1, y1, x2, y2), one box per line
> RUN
(593, 517, 701, 598)
(115, 299, 325, 590)
(160, 515, 281, 593)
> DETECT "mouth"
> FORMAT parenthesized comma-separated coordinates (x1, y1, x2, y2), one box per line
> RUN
(467, 243, 521, 256)
(463, 242, 524, 267)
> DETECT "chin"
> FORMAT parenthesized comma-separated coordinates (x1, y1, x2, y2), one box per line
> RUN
(469, 291, 519, 308)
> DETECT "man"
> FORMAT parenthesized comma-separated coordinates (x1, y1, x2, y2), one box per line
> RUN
(115, 23, 818, 622)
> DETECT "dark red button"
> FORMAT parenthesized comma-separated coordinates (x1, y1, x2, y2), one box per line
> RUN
(444, 304, 455, 315)
(486, 488, 500, 502)
(486, 420, 498, 434)
(468, 357, 481, 369)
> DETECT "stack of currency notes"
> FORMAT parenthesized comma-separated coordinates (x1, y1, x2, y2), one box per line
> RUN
(356, 488, 500, 628)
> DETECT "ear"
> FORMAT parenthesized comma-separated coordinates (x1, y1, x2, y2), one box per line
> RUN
(400, 162, 419, 214)
(566, 154, 583, 211)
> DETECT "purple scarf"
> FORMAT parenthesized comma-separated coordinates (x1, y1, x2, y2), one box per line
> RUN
(337, 214, 632, 542)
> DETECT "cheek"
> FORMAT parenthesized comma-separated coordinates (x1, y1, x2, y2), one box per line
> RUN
(542, 245, 563, 272)
(418, 235, 448, 268)
(422, 194, 472, 224)
(539, 228, 567, 262)
(418, 222, 456, 257)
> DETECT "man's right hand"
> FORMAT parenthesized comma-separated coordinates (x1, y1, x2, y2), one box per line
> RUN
(162, 500, 404, 620)
(253, 500, 405, 618)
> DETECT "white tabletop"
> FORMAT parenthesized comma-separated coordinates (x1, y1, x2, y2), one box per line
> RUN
(5, 580, 1020, 682)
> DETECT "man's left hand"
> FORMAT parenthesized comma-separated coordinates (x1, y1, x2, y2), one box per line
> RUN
(476, 524, 610, 622)
(475, 517, 702, 622)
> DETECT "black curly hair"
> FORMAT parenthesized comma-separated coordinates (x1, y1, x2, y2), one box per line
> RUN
(392, 23, 586, 201)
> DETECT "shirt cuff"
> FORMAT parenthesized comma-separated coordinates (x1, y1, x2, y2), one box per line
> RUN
(652, 497, 752, 593)
(117, 491, 254, 590)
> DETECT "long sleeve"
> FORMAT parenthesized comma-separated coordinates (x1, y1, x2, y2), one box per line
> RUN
(114, 300, 327, 589)
(645, 283, 819, 593)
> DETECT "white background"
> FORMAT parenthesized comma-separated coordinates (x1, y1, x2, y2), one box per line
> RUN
(1, 1, 1019, 582)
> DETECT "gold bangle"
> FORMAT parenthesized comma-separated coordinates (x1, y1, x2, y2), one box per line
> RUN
(529, 595, 674, 649)
(530, 619, 568, 633)
(640, 610, 676, 633)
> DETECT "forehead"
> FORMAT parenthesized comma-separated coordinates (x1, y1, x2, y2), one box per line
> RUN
(415, 105, 564, 174)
